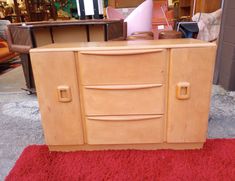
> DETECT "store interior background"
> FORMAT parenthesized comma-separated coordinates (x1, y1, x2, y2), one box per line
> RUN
(0, 0, 235, 180)
(0, 0, 174, 22)
(0, 0, 221, 22)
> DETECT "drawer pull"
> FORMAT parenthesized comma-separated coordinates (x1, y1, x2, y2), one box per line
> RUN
(87, 115, 163, 121)
(57, 86, 72, 103)
(176, 82, 190, 100)
(85, 84, 162, 90)
(80, 49, 163, 56)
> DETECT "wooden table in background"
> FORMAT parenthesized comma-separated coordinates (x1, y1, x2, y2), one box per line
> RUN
(7, 19, 126, 93)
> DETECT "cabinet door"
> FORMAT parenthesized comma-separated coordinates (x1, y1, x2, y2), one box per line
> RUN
(31, 52, 84, 145)
(167, 47, 216, 143)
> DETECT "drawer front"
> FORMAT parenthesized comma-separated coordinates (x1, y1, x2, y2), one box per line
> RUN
(83, 84, 165, 115)
(78, 49, 167, 85)
(86, 115, 164, 144)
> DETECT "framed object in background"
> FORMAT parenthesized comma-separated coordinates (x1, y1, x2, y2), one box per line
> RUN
(76, 0, 103, 19)
(76, 0, 86, 19)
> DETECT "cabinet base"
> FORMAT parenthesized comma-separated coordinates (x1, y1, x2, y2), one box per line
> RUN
(48, 142, 204, 152)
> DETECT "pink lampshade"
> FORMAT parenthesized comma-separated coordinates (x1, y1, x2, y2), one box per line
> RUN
(124, 0, 153, 36)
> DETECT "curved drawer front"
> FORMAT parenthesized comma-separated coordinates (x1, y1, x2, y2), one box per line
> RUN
(83, 84, 165, 115)
(86, 115, 164, 144)
(78, 49, 167, 85)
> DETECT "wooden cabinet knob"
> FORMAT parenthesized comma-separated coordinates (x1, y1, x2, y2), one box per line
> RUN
(57, 86, 72, 103)
(176, 82, 190, 100)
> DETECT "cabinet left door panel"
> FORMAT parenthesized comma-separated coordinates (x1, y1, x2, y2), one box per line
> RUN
(31, 52, 84, 145)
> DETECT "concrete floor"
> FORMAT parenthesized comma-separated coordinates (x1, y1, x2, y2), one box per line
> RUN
(0, 66, 26, 93)
(0, 66, 234, 180)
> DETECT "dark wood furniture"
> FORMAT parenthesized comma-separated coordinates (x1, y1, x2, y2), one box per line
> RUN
(214, 0, 235, 91)
(7, 19, 126, 93)
(178, 0, 222, 18)
(178, 0, 193, 18)
(194, 0, 222, 14)
(3, 15, 26, 23)
(24, 0, 56, 21)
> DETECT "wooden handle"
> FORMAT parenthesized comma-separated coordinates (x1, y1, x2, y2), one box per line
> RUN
(88, 115, 162, 121)
(57, 86, 72, 103)
(176, 82, 190, 100)
(85, 84, 162, 90)
(80, 49, 163, 56)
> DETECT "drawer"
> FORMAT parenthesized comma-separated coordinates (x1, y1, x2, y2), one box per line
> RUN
(78, 49, 167, 85)
(83, 84, 165, 115)
(86, 115, 164, 144)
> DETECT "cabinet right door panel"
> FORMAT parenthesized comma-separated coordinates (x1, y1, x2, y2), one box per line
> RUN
(167, 47, 216, 143)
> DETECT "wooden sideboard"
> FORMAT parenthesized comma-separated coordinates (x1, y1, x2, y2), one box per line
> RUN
(30, 39, 216, 151)
(7, 19, 126, 93)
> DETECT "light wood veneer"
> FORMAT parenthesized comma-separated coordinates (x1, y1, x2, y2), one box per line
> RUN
(30, 39, 216, 151)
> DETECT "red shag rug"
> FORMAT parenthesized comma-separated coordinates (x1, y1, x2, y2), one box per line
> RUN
(6, 139, 235, 181)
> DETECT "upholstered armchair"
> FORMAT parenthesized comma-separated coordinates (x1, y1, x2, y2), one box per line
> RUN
(192, 9, 222, 42)
(0, 20, 17, 66)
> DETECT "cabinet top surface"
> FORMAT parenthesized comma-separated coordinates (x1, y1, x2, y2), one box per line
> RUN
(30, 39, 216, 53)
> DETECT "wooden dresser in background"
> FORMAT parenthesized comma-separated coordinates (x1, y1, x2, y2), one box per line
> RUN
(30, 39, 216, 151)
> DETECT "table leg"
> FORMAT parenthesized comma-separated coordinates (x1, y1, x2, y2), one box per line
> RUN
(20, 53, 36, 94)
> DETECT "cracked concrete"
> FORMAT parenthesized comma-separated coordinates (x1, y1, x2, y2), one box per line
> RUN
(208, 85, 235, 138)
